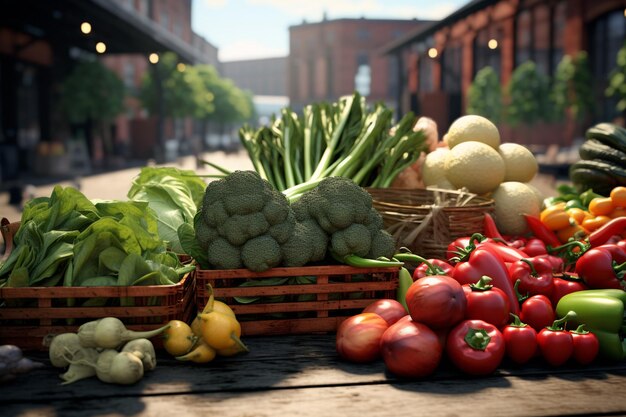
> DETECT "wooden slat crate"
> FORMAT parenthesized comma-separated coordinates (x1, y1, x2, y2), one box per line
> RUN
(194, 265, 399, 336)
(0, 272, 196, 351)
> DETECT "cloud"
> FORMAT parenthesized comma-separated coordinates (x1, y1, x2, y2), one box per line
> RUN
(219, 39, 287, 61)
(246, 0, 460, 21)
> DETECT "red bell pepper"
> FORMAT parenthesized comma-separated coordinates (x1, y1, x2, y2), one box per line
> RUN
(462, 276, 510, 328)
(508, 257, 554, 297)
(533, 254, 565, 274)
(451, 247, 519, 315)
(536, 311, 577, 366)
(522, 238, 548, 257)
(502, 314, 538, 365)
(446, 319, 505, 375)
(550, 272, 588, 307)
(570, 324, 600, 365)
(446, 236, 471, 263)
(451, 233, 528, 264)
(412, 258, 453, 281)
(575, 244, 626, 289)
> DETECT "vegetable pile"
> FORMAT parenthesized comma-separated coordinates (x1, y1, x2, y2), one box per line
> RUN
(211, 92, 427, 200)
(0, 168, 198, 297)
(184, 170, 401, 272)
(46, 317, 167, 385)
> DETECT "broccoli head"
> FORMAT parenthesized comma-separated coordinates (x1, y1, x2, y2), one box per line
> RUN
(330, 223, 371, 257)
(367, 229, 397, 259)
(280, 218, 329, 267)
(196, 171, 295, 272)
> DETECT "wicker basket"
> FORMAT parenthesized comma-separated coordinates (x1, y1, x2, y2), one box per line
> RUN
(194, 265, 399, 336)
(367, 187, 495, 260)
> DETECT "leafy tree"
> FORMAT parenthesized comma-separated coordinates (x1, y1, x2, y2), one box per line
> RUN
(466, 66, 503, 123)
(505, 61, 552, 126)
(59, 58, 125, 160)
(551, 51, 594, 122)
(606, 41, 626, 115)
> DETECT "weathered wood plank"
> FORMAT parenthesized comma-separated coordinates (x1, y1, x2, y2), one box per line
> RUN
(4, 369, 626, 417)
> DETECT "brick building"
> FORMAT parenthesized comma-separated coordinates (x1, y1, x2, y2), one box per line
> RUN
(288, 17, 434, 111)
(384, 0, 626, 146)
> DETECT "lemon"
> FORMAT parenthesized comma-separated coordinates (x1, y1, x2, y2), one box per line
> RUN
(422, 148, 451, 188)
(444, 115, 501, 149)
(498, 143, 538, 182)
(491, 181, 541, 235)
(444, 141, 505, 195)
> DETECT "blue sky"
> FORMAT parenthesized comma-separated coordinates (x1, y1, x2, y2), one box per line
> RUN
(192, 0, 470, 62)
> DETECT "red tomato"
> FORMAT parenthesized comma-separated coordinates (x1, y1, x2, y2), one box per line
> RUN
(537, 327, 573, 366)
(379, 319, 442, 378)
(519, 295, 555, 332)
(362, 299, 407, 326)
(446, 319, 505, 375)
(570, 326, 600, 365)
(406, 275, 467, 330)
(501, 315, 538, 365)
(462, 276, 510, 328)
(335, 313, 388, 363)
(550, 273, 588, 307)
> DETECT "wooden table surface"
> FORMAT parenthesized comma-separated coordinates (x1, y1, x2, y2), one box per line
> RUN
(2, 334, 626, 417)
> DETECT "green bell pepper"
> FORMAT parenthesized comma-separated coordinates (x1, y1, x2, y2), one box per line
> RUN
(555, 289, 626, 361)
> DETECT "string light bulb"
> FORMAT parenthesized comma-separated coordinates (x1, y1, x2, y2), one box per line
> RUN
(149, 53, 159, 64)
(488, 39, 498, 49)
(95, 42, 106, 53)
(428, 47, 438, 58)
(81, 22, 92, 34)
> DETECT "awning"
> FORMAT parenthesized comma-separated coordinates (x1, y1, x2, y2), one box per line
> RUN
(0, 0, 198, 62)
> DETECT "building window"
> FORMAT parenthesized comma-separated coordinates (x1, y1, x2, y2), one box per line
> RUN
(123, 61, 135, 91)
(589, 9, 626, 123)
(441, 42, 462, 93)
(533, 4, 550, 75)
(515, 10, 532, 66)
(357, 28, 370, 41)
(551, 1, 566, 75)
(355, 53, 371, 96)
(474, 25, 500, 78)
(161, 8, 170, 30)
(418, 55, 433, 93)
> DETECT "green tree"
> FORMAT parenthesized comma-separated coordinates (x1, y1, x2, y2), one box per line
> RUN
(59, 58, 125, 161)
(466, 66, 503, 123)
(139, 52, 204, 160)
(505, 61, 552, 126)
(606, 41, 626, 115)
(551, 51, 594, 122)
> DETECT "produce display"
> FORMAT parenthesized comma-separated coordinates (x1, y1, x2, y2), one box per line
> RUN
(1, 104, 626, 388)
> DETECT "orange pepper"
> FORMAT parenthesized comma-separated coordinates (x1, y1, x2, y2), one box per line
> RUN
(581, 215, 612, 232)
(609, 207, 626, 219)
(540, 203, 572, 231)
(588, 197, 614, 216)
(556, 223, 587, 244)
(610, 187, 626, 208)
(567, 208, 593, 225)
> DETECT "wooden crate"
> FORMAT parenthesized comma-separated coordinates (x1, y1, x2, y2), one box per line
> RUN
(0, 272, 196, 351)
(194, 265, 399, 336)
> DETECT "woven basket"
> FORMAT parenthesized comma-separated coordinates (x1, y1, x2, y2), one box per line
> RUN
(367, 187, 495, 260)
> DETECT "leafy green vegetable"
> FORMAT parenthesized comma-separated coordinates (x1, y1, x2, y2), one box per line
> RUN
(127, 167, 206, 253)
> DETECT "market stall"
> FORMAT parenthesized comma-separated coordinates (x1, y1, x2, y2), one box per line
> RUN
(2, 94, 626, 416)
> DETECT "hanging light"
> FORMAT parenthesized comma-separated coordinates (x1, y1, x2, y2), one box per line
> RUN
(149, 53, 159, 64)
(428, 47, 438, 58)
(488, 39, 498, 49)
(95, 42, 106, 53)
(80, 22, 92, 34)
